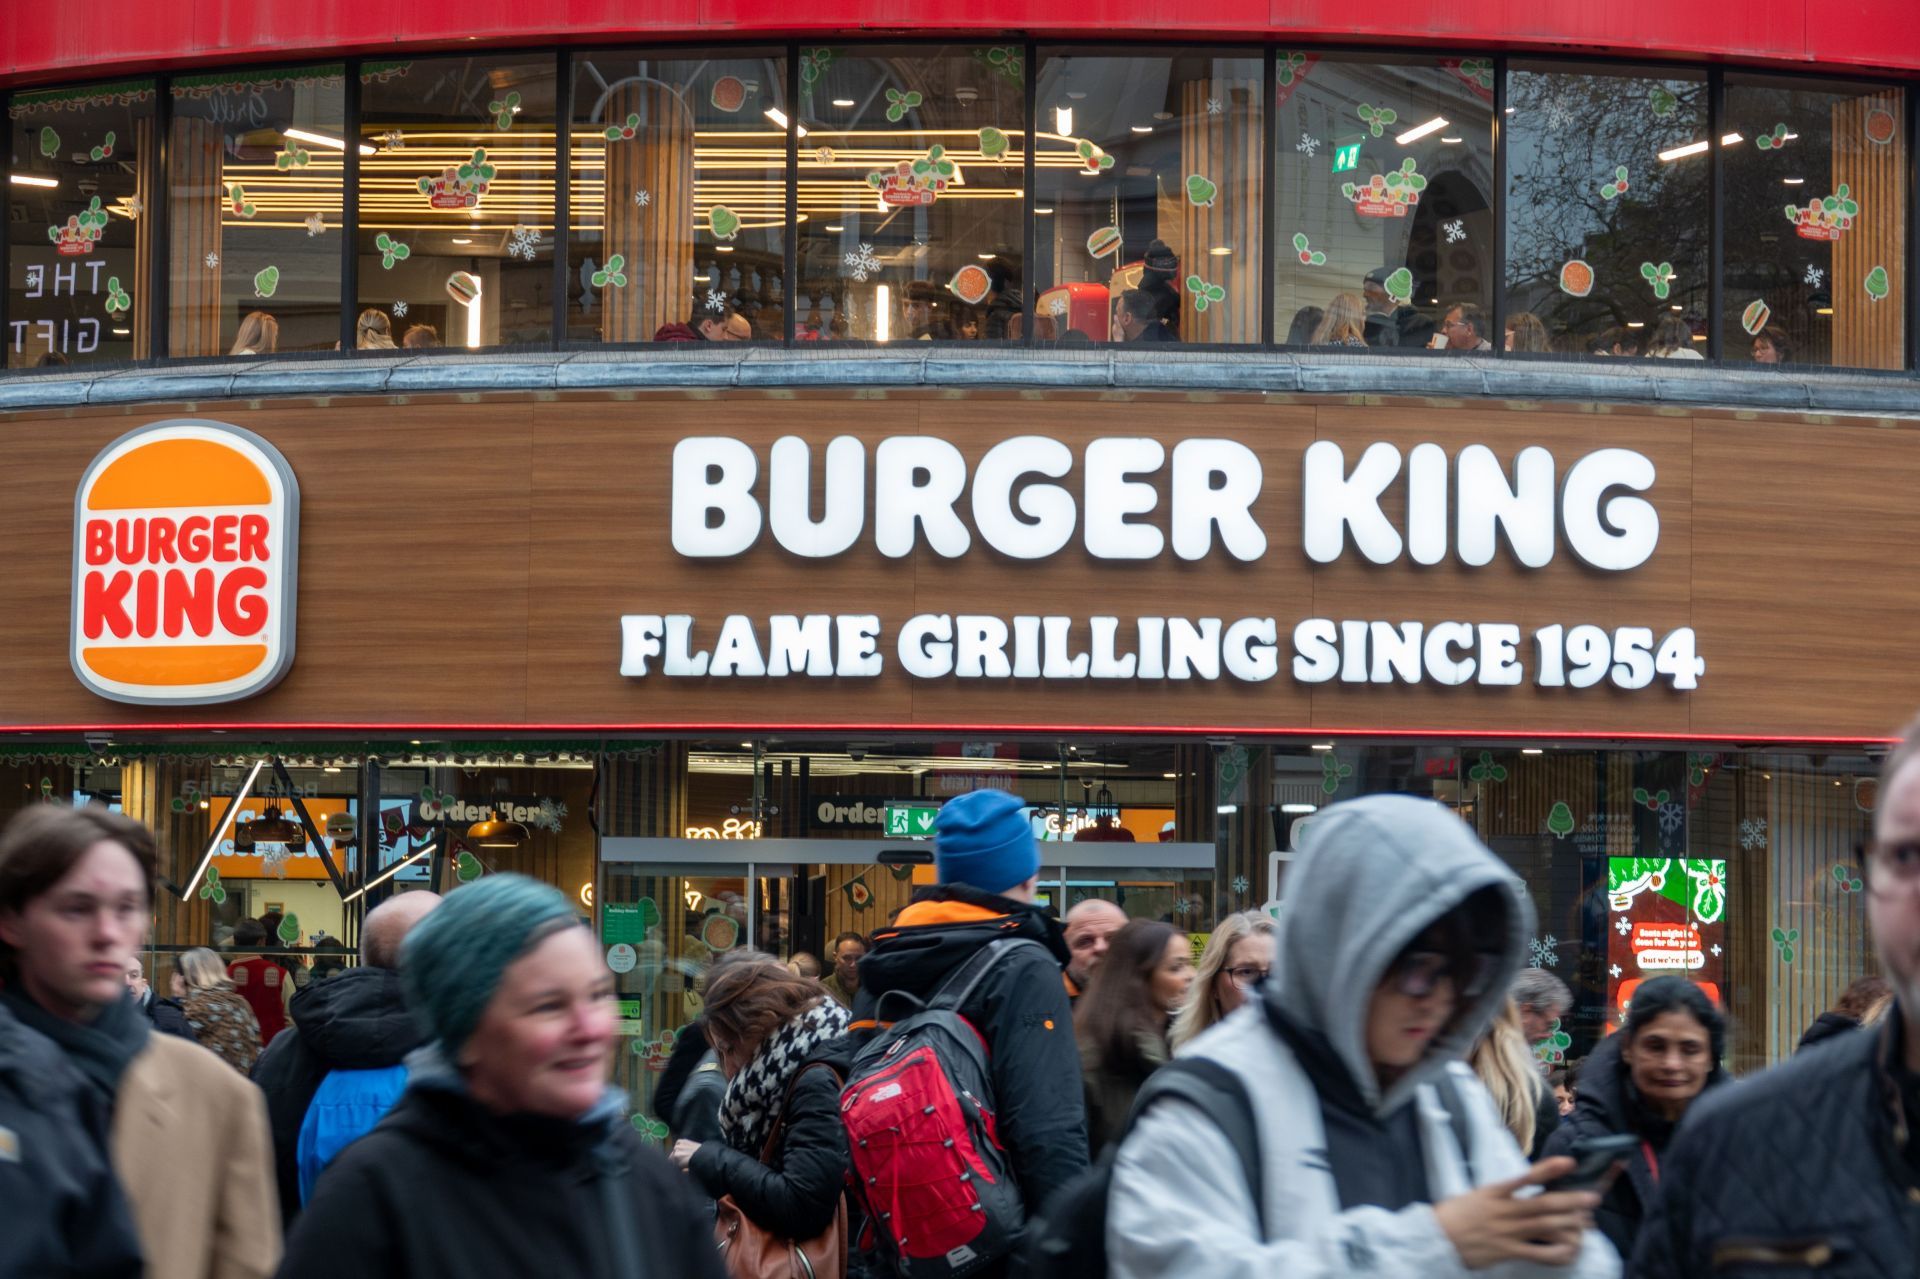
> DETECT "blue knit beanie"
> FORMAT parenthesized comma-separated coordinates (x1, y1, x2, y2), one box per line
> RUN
(400, 873, 580, 1055)
(935, 790, 1041, 895)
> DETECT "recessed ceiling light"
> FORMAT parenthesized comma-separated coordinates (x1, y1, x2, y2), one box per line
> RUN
(716, 244, 734, 252)
(1310, 743, 1333, 752)
(1209, 246, 1232, 255)
(1782, 177, 1804, 185)
(1131, 124, 1153, 133)
(832, 98, 855, 107)
(977, 252, 996, 260)
(1439, 136, 1462, 144)
(1035, 206, 1054, 214)
(1521, 748, 1545, 755)
(825, 224, 843, 231)
(1816, 306, 1834, 315)
(8, 173, 57, 188)
(451, 237, 473, 244)
(1626, 320, 1645, 328)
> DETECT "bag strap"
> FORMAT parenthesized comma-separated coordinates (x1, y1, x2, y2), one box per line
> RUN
(759, 1061, 845, 1163)
(1433, 1069, 1476, 1184)
(1123, 1058, 1269, 1243)
(930, 936, 1041, 1014)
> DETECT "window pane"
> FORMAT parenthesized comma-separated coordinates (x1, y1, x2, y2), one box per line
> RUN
(1505, 64, 1708, 358)
(1724, 75, 1905, 369)
(358, 57, 556, 351)
(1034, 49, 1262, 345)
(1272, 54, 1494, 350)
(797, 46, 1025, 342)
(166, 66, 346, 357)
(568, 49, 785, 343)
(7, 79, 155, 368)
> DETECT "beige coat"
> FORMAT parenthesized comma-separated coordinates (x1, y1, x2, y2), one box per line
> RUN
(112, 1032, 281, 1279)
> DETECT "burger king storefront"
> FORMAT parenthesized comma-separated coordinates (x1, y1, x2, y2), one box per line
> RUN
(0, 381, 1915, 1122)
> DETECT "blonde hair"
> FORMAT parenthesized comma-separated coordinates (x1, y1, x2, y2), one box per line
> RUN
(175, 947, 233, 993)
(230, 311, 279, 356)
(1506, 311, 1548, 353)
(356, 308, 397, 350)
(1470, 999, 1539, 1152)
(1311, 293, 1368, 345)
(1170, 911, 1277, 1051)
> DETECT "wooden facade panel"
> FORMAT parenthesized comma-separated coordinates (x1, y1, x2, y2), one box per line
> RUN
(3, 390, 1918, 738)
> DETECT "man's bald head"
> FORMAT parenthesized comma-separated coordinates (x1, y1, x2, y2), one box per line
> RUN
(364, 891, 443, 969)
(1064, 898, 1129, 987)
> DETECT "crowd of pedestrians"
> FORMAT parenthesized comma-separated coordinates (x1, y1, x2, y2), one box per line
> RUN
(3, 716, 1919, 1278)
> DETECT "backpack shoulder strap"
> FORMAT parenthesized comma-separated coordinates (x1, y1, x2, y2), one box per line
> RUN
(1433, 1068, 1476, 1184)
(929, 936, 1044, 1014)
(1124, 1058, 1269, 1242)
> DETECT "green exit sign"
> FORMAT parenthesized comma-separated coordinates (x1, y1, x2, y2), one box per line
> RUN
(885, 804, 938, 838)
(1331, 141, 1363, 173)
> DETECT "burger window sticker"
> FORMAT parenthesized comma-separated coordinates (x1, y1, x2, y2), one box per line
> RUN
(72, 419, 301, 706)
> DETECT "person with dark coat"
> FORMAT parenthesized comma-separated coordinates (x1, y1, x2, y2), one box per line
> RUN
(126, 952, 196, 1041)
(670, 962, 854, 1244)
(654, 297, 737, 343)
(253, 891, 440, 1227)
(1542, 977, 1728, 1259)
(1634, 724, 1920, 1278)
(1797, 973, 1891, 1051)
(854, 789, 1090, 1239)
(277, 875, 723, 1279)
(652, 949, 777, 1147)
(1076, 919, 1193, 1156)
(0, 999, 145, 1279)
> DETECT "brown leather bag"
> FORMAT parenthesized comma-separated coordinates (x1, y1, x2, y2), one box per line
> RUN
(713, 1064, 847, 1279)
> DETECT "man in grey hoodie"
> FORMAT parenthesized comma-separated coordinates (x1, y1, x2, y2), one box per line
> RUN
(1108, 794, 1619, 1278)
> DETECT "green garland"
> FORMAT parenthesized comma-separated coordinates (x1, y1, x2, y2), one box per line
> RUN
(170, 64, 346, 98)
(9, 79, 155, 117)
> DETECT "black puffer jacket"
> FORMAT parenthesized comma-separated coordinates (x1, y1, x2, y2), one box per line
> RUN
(277, 1062, 724, 1279)
(1542, 1030, 1725, 1259)
(252, 965, 426, 1227)
(854, 884, 1090, 1217)
(1632, 1004, 1920, 1278)
(0, 1000, 143, 1279)
(1798, 1010, 1860, 1052)
(688, 1035, 854, 1240)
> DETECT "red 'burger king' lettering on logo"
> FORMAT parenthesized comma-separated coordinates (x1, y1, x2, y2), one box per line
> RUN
(71, 419, 299, 705)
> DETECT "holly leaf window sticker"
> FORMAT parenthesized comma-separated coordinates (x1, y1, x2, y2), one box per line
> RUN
(489, 91, 521, 130)
(457, 148, 497, 189)
(1184, 275, 1226, 312)
(103, 276, 131, 317)
(1075, 139, 1115, 173)
(1468, 751, 1507, 783)
(375, 233, 410, 269)
(227, 184, 257, 219)
(591, 253, 628, 289)
(911, 144, 956, 184)
(1357, 103, 1398, 137)
(1681, 859, 1726, 925)
(275, 142, 310, 171)
(1320, 754, 1353, 795)
(1382, 158, 1426, 203)
(605, 112, 641, 141)
(199, 866, 227, 904)
(1291, 232, 1326, 266)
(1640, 261, 1676, 300)
(884, 89, 923, 123)
(1277, 51, 1309, 85)
(89, 131, 116, 162)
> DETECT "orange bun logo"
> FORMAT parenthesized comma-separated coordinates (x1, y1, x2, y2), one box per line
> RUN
(72, 420, 299, 705)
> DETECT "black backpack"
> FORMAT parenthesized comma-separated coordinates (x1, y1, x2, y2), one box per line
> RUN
(1009, 1057, 1267, 1279)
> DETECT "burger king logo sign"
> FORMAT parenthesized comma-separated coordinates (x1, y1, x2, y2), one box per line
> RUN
(71, 420, 299, 705)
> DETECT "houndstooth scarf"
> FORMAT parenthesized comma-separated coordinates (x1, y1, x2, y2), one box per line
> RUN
(718, 997, 851, 1157)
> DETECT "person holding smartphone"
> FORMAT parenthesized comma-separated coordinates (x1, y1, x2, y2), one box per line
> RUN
(1109, 794, 1619, 1279)
(1541, 977, 1727, 1259)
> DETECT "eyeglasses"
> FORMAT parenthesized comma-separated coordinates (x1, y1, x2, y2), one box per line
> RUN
(1223, 964, 1270, 989)
(1859, 840, 1920, 888)
(1385, 949, 1499, 1001)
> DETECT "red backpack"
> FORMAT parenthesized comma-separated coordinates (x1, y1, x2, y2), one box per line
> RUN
(839, 939, 1039, 1278)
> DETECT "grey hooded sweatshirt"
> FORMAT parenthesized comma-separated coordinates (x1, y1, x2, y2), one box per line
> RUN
(1108, 794, 1620, 1279)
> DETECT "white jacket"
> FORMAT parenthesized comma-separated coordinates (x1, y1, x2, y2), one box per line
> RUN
(1107, 1006, 1620, 1279)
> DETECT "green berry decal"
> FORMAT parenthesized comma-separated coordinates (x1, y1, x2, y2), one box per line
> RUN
(1357, 103, 1397, 137)
(605, 112, 642, 141)
(89, 131, 116, 162)
(1291, 232, 1326, 266)
(227, 184, 256, 219)
(1547, 801, 1576, 838)
(1640, 260, 1676, 299)
(1184, 274, 1226, 312)
(1601, 166, 1629, 200)
(1075, 138, 1115, 173)
(1755, 122, 1789, 151)
(590, 253, 628, 289)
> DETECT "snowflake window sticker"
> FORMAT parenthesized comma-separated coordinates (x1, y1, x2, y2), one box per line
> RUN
(1528, 935, 1559, 968)
(706, 286, 728, 312)
(391, 299, 408, 318)
(1738, 817, 1767, 850)
(843, 242, 881, 282)
(632, 189, 651, 209)
(1444, 219, 1465, 243)
(304, 212, 325, 237)
(1804, 264, 1824, 287)
(1206, 98, 1223, 116)
(1296, 135, 1320, 158)
(1615, 915, 1633, 937)
(1230, 875, 1250, 895)
(507, 225, 540, 261)
(204, 252, 221, 270)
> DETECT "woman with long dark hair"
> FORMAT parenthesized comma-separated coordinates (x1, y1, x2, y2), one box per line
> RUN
(1076, 918, 1195, 1156)
(1542, 975, 1729, 1258)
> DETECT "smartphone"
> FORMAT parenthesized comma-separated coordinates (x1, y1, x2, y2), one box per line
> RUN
(1543, 1134, 1639, 1193)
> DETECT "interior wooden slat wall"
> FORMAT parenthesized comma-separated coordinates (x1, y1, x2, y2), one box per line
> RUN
(603, 82, 694, 343)
(822, 860, 914, 946)
(1721, 763, 1773, 1074)
(1831, 91, 1905, 370)
(166, 117, 225, 357)
(1180, 78, 1260, 344)
(133, 120, 157, 360)
(602, 746, 689, 839)
(121, 759, 213, 986)
(0, 762, 77, 830)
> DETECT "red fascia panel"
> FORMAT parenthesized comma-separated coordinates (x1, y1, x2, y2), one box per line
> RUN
(3, 1, 1918, 84)
(0, 721, 1898, 748)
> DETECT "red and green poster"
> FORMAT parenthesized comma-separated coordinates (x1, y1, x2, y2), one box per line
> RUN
(1605, 856, 1727, 1030)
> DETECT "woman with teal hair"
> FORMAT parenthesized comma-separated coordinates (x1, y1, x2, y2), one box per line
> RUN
(277, 874, 725, 1279)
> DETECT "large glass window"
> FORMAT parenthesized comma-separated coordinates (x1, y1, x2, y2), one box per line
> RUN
(1272, 54, 1494, 349)
(1032, 50, 1263, 345)
(795, 46, 1026, 342)
(1505, 64, 1708, 358)
(7, 79, 156, 368)
(1723, 75, 1906, 369)
(568, 49, 786, 344)
(357, 57, 556, 351)
(166, 66, 347, 358)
